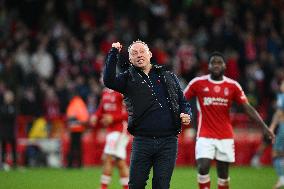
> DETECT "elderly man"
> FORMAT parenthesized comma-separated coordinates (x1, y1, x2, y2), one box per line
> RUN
(103, 40, 191, 189)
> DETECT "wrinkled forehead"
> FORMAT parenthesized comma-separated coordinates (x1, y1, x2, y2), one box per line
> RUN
(129, 42, 149, 53)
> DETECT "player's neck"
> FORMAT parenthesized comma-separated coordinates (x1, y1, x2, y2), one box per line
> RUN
(210, 74, 223, 81)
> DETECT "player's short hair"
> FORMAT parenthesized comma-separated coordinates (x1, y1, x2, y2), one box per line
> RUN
(208, 51, 225, 63)
(128, 40, 150, 53)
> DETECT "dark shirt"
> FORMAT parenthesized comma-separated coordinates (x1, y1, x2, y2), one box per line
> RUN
(133, 68, 175, 137)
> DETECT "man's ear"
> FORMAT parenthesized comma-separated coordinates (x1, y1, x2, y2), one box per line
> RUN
(148, 51, 152, 58)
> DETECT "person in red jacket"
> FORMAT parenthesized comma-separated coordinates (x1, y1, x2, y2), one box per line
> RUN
(66, 94, 89, 168)
(91, 88, 129, 189)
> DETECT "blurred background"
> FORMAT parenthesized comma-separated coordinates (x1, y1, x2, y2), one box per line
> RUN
(0, 0, 283, 170)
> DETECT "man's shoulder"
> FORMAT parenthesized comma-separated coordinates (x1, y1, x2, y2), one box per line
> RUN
(223, 76, 242, 89)
(153, 64, 164, 69)
(153, 64, 169, 73)
(223, 76, 239, 83)
(152, 65, 174, 74)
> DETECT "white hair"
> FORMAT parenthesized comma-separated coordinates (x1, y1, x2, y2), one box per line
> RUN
(128, 40, 150, 53)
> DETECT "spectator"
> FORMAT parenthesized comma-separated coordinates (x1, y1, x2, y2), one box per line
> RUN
(19, 86, 41, 117)
(31, 41, 54, 81)
(25, 116, 49, 167)
(0, 90, 17, 170)
(0, 55, 23, 92)
(54, 74, 70, 114)
(14, 40, 32, 77)
(66, 91, 89, 168)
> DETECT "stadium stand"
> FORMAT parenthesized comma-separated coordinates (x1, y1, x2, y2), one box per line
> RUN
(1, 0, 282, 167)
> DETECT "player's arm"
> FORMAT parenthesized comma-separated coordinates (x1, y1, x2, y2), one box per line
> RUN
(103, 42, 127, 93)
(100, 112, 126, 126)
(241, 102, 275, 141)
(90, 101, 103, 126)
(234, 81, 274, 140)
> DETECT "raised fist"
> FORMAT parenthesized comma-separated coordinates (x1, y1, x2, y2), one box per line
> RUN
(112, 42, 122, 52)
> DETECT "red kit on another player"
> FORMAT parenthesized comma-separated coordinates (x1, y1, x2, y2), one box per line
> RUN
(94, 88, 128, 133)
(184, 74, 248, 139)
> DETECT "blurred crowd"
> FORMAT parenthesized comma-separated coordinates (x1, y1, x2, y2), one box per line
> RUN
(0, 0, 284, 132)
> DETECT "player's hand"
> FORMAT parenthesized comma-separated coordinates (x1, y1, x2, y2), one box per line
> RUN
(266, 127, 275, 144)
(180, 113, 191, 125)
(112, 42, 122, 52)
(101, 114, 113, 126)
(89, 115, 98, 125)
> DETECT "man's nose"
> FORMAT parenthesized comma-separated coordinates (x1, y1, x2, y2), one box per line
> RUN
(137, 53, 143, 58)
(137, 51, 142, 56)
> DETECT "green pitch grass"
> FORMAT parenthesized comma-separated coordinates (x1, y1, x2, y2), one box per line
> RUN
(0, 166, 277, 189)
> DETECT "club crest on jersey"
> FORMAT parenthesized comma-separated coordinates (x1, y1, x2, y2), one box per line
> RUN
(224, 87, 229, 96)
(214, 85, 221, 93)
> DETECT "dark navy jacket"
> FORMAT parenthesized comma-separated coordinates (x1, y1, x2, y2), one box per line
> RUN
(103, 48, 191, 137)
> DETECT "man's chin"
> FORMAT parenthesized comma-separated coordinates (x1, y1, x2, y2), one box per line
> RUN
(135, 63, 144, 67)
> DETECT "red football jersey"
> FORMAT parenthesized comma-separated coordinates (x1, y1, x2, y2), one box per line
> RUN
(184, 75, 248, 139)
(94, 88, 128, 133)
